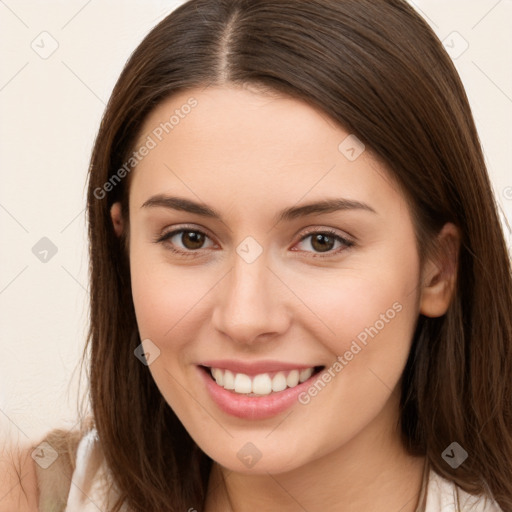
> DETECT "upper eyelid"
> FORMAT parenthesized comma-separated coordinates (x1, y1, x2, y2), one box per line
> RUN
(158, 224, 216, 243)
(297, 226, 353, 241)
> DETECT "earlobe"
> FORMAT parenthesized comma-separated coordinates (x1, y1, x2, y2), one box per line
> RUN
(110, 202, 124, 237)
(419, 223, 460, 318)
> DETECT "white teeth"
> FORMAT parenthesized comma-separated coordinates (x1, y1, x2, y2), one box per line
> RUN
(209, 366, 318, 395)
(223, 370, 235, 390)
(286, 369, 300, 387)
(272, 372, 287, 392)
(299, 367, 314, 383)
(252, 374, 272, 395)
(212, 368, 224, 387)
(234, 373, 252, 394)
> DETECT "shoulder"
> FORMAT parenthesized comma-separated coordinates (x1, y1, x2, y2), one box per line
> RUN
(32, 426, 85, 511)
(0, 437, 39, 512)
(64, 428, 123, 511)
(0, 419, 93, 512)
(425, 470, 504, 512)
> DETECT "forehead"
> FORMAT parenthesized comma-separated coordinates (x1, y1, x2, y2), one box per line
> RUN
(128, 85, 401, 216)
(135, 84, 341, 154)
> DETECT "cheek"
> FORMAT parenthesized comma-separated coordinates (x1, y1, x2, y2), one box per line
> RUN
(286, 268, 420, 452)
(288, 256, 422, 412)
(129, 239, 219, 359)
(131, 263, 200, 339)
(129, 254, 214, 414)
(291, 261, 420, 355)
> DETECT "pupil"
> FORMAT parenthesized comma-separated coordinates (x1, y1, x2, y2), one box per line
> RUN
(312, 234, 334, 252)
(183, 232, 204, 249)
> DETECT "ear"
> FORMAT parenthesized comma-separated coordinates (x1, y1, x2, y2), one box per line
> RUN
(419, 222, 460, 318)
(110, 202, 124, 237)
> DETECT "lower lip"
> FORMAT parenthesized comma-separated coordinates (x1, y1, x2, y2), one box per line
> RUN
(198, 365, 321, 420)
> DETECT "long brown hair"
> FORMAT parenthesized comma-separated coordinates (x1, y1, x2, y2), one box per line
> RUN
(82, 0, 512, 510)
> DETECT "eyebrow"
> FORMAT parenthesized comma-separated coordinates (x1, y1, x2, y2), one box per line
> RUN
(141, 194, 377, 223)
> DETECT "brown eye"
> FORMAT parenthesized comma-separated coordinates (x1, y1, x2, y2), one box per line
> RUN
(310, 233, 336, 252)
(294, 229, 353, 256)
(180, 231, 206, 250)
(156, 228, 215, 255)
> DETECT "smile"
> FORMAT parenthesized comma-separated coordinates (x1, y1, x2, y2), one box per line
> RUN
(197, 363, 326, 420)
(208, 366, 323, 396)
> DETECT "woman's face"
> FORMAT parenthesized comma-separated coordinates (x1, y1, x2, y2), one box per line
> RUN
(120, 84, 432, 474)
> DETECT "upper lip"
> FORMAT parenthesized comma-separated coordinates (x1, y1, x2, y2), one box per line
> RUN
(199, 359, 322, 376)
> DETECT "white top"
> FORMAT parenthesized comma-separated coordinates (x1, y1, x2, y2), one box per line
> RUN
(64, 429, 115, 512)
(424, 472, 503, 511)
(65, 429, 504, 512)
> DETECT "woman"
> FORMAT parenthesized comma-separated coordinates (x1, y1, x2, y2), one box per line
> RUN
(3, 0, 511, 511)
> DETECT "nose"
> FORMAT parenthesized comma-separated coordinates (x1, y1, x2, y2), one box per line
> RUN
(211, 250, 291, 346)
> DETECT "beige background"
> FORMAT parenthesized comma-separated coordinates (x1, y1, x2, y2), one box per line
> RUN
(1, 0, 511, 445)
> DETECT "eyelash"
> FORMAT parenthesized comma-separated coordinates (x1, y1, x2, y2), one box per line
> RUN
(154, 226, 354, 259)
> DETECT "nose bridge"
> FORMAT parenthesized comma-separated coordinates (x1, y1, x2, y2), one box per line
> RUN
(211, 243, 289, 344)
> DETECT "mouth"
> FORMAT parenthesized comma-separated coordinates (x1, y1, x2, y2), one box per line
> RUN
(198, 364, 325, 397)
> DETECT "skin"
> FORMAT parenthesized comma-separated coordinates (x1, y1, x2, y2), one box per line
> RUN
(0, 441, 39, 512)
(111, 84, 459, 512)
